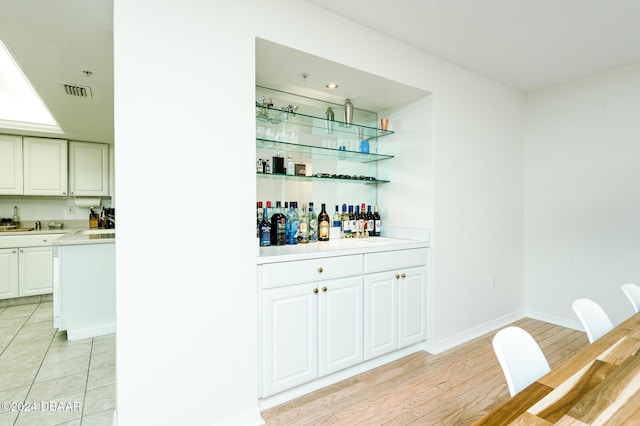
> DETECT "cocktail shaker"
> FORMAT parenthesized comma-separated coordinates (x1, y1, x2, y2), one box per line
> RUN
(326, 107, 334, 134)
(344, 99, 353, 127)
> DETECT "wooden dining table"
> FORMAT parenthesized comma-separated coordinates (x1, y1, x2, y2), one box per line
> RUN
(473, 312, 640, 425)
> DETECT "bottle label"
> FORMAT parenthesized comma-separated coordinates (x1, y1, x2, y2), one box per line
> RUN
(319, 222, 330, 239)
(375, 220, 381, 236)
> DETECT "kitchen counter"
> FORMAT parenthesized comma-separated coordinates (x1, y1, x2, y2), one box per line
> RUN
(257, 236, 429, 264)
(53, 229, 115, 246)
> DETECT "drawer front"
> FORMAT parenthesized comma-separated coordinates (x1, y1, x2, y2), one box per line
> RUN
(261, 255, 362, 289)
(364, 248, 428, 274)
(0, 234, 63, 249)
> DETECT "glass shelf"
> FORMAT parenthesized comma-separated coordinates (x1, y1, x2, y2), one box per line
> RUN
(257, 172, 389, 184)
(256, 138, 393, 163)
(256, 105, 393, 140)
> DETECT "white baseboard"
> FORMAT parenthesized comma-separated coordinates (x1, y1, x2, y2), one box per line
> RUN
(215, 408, 265, 426)
(424, 310, 524, 354)
(525, 309, 583, 331)
(66, 322, 116, 341)
(259, 343, 425, 410)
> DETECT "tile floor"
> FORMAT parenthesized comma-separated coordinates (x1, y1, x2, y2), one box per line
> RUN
(0, 301, 115, 425)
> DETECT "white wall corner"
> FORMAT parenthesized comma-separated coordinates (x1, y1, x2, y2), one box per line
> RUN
(525, 309, 583, 332)
(423, 310, 524, 354)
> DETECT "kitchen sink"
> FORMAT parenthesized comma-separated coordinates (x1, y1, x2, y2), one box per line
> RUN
(79, 229, 115, 235)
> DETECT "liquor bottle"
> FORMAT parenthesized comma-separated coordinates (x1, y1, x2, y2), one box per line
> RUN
(285, 201, 300, 245)
(373, 205, 381, 237)
(367, 205, 375, 237)
(341, 204, 349, 238)
(286, 154, 294, 176)
(259, 206, 271, 246)
(298, 203, 310, 244)
(256, 201, 263, 237)
(318, 203, 331, 241)
(308, 202, 318, 243)
(270, 201, 286, 246)
(348, 205, 357, 238)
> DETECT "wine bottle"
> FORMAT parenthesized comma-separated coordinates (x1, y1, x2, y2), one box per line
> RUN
(333, 205, 341, 228)
(285, 201, 300, 245)
(373, 205, 381, 237)
(341, 204, 349, 238)
(367, 205, 375, 237)
(348, 205, 356, 238)
(256, 201, 263, 237)
(259, 206, 271, 246)
(318, 203, 331, 241)
(309, 202, 318, 243)
(298, 203, 310, 244)
(12, 206, 20, 228)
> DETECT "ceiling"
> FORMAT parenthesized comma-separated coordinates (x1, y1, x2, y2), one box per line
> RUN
(1, 1, 639, 142)
(0, 0, 113, 143)
(304, 0, 640, 92)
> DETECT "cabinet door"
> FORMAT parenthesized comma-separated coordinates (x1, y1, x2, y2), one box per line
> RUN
(0, 135, 23, 195)
(23, 137, 68, 196)
(398, 266, 428, 348)
(364, 271, 398, 361)
(69, 141, 109, 196)
(318, 276, 363, 377)
(19, 247, 53, 296)
(0, 249, 19, 299)
(261, 283, 318, 397)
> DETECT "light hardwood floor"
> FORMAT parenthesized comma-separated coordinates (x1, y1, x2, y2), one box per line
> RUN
(261, 318, 589, 426)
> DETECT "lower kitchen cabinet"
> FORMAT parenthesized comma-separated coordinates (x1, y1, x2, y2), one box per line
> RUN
(363, 248, 429, 361)
(0, 234, 62, 299)
(261, 276, 363, 397)
(19, 246, 55, 296)
(0, 249, 19, 299)
(258, 244, 429, 400)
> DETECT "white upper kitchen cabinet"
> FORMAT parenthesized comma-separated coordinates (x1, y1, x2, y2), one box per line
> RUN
(23, 137, 68, 196)
(0, 134, 23, 195)
(69, 141, 109, 196)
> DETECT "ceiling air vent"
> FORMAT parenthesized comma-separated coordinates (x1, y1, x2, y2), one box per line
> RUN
(59, 82, 92, 98)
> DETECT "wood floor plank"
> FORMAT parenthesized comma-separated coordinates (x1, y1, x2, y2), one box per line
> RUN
(261, 318, 588, 426)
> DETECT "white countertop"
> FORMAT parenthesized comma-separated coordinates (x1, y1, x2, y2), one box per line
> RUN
(257, 237, 429, 264)
(54, 229, 115, 246)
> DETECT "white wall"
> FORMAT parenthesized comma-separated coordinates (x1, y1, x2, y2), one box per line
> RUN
(524, 63, 640, 328)
(114, 0, 524, 424)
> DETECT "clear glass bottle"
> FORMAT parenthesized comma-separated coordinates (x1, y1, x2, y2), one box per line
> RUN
(12, 206, 20, 227)
(298, 203, 310, 244)
(285, 201, 299, 245)
(341, 204, 349, 238)
(326, 107, 334, 134)
(309, 202, 318, 243)
(286, 154, 294, 176)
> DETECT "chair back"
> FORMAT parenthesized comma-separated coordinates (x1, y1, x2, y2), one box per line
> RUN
(572, 298, 613, 343)
(621, 283, 640, 313)
(492, 326, 551, 396)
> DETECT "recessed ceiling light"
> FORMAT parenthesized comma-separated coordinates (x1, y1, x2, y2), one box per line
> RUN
(326, 83, 339, 89)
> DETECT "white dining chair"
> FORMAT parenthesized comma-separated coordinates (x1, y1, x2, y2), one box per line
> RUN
(572, 298, 613, 343)
(492, 326, 551, 396)
(621, 283, 640, 313)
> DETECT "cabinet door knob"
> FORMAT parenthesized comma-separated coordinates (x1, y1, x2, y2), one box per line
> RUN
(12, 250, 16, 254)
(401, 273, 406, 278)
(317, 267, 323, 273)
(322, 287, 327, 292)
(395, 274, 400, 279)
(19, 249, 24, 253)
(313, 288, 319, 294)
